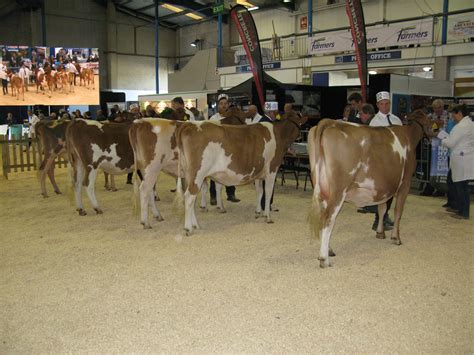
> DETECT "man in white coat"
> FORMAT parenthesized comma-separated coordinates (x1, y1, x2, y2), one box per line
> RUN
(370, 91, 403, 127)
(439, 104, 474, 219)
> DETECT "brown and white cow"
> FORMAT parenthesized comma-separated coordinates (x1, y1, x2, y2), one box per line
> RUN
(175, 112, 306, 235)
(9, 74, 25, 101)
(35, 119, 116, 197)
(35, 68, 54, 98)
(80, 68, 94, 89)
(66, 119, 136, 215)
(308, 110, 432, 268)
(129, 108, 246, 229)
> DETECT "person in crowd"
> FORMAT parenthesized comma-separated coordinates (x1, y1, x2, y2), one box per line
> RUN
(438, 104, 473, 219)
(128, 104, 142, 119)
(27, 109, 39, 143)
(0, 65, 8, 95)
(208, 94, 240, 204)
(171, 97, 195, 121)
(60, 113, 70, 121)
(190, 107, 204, 121)
(368, 91, 403, 230)
(83, 111, 91, 120)
(96, 109, 107, 121)
(359, 103, 375, 125)
(75, 109, 83, 119)
(246, 105, 263, 124)
(113, 104, 122, 114)
(370, 91, 403, 127)
(50, 112, 58, 120)
(145, 105, 158, 117)
(108, 108, 118, 121)
(340, 104, 352, 121)
(18, 63, 29, 91)
(6, 112, 14, 126)
(347, 92, 364, 123)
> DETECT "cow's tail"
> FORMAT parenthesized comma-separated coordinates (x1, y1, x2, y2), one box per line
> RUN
(173, 127, 185, 216)
(35, 129, 43, 177)
(65, 125, 76, 205)
(128, 124, 140, 218)
(307, 122, 328, 241)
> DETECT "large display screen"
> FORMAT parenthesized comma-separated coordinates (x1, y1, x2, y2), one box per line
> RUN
(0, 46, 99, 105)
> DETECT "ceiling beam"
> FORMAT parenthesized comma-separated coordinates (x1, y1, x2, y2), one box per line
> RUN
(162, 0, 227, 23)
(115, 4, 177, 30)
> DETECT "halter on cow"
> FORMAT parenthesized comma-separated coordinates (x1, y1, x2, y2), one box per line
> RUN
(308, 110, 432, 268)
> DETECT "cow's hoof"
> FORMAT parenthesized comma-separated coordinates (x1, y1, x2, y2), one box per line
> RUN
(77, 209, 87, 216)
(155, 195, 160, 201)
(318, 257, 330, 268)
(185, 229, 192, 236)
(41, 193, 49, 198)
(200, 207, 208, 212)
(111, 188, 118, 192)
(376, 232, 386, 239)
(54, 190, 62, 195)
(266, 218, 274, 224)
(154, 215, 164, 222)
(391, 238, 402, 245)
(143, 224, 152, 230)
(94, 208, 103, 215)
(255, 212, 262, 219)
(217, 208, 226, 214)
(329, 248, 336, 257)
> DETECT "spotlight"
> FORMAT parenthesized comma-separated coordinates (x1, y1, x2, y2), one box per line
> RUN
(190, 39, 201, 48)
(423, 66, 432, 72)
(368, 70, 377, 75)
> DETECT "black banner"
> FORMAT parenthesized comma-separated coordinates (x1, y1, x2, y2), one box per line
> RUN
(230, 5, 265, 113)
(346, 0, 368, 102)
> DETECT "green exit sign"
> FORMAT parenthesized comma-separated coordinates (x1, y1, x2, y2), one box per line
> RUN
(213, 4, 224, 14)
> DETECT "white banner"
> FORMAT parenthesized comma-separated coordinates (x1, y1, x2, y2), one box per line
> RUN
(308, 20, 433, 55)
(448, 15, 474, 39)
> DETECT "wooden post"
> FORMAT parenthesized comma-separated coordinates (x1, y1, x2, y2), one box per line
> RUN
(1, 135, 9, 179)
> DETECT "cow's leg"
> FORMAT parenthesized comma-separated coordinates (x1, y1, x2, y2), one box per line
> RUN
(84, 168, 102, 214)
(104, 172, 110, 190)
(200, 179, 208, 211)
(110, 174, 117, 191)
(140, 169, 160, 228)
(48, 161, 62, 194)
(149, 189, 163, 222)
(375, 203, 388, 239)
(263, 173, 277, 223)
(318, 195, 345, 268)
(391, 183, 410, 245)
(215, 182, 226, 213)
(74, 162, 87, 216)
(184, 190, 199, 235)
(255, 179, 264, 218)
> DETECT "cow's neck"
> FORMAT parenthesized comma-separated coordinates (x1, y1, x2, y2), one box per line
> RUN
(408, 119, 426, 145)
(273, 119, 300, 150)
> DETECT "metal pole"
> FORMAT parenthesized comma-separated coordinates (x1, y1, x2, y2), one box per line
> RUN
(155, 0, 160, 94)
(41, 0, 46, 46)
(308, 0, 313, 37)
(442, 0, 449, 45)
(218, 13, 222, 67)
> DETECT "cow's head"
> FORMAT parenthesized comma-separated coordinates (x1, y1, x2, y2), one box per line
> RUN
(281, 110, 308, 129)
(221, 107, 246, 125)
(406, 110, 433, 139)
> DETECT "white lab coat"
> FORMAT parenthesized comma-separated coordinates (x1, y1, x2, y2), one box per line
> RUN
(185, 108, 195, 121)
(369, 112, 402, 127)
(245, 113, 262, 124)
(441, 116, 474, 182)
(209, 112, 224, 121)
(28, 114, 40, 138)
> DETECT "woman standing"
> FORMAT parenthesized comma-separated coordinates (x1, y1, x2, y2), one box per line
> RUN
(439, 104, 474, 219)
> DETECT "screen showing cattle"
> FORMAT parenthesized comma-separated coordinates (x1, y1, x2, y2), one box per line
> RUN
(0, 46, 99, 106)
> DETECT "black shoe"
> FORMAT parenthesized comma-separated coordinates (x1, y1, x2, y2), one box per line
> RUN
(371, 219, 379, 231)
(433, 190, 445, 197)
(227, 196, 240, 203)
(384, 216, 394, 227)
(357, 207, 369, 214)
(210, 197, 217, 206)
(420, 190, 433, 196)
(170, 188, 176, 192)
(126, 180, 133, 185)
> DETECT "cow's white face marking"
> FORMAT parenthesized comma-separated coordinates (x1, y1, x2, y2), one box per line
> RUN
(360, 138, 366, 147)
(195, 142, 249, 186)
(90, 143, 123, 172)
(390, 131, 407, 161)
(84, 119, 104, 131)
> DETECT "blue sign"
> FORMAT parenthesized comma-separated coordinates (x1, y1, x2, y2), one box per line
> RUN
(335, 51, 402, 63)
(430, 138, 449, 177)
(236, 62, 281, 73)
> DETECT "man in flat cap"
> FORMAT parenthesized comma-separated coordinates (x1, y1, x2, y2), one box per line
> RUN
(370, 91, 402, 127)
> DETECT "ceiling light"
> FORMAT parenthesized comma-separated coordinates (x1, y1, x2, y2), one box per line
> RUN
(423, 66, 432, 72)
(161, 4, 183, 13)
(368, 70, 377, 75)
(186, 12, 203, 20)
(236, 0, 256, 8)
(190, 39, 201, 48)
(248, 6, 259, 11)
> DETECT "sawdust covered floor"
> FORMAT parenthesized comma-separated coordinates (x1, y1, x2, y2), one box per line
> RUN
(0, 170, 472, 353)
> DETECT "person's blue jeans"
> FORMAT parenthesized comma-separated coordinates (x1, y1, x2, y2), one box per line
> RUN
(454, 180, 470, 217)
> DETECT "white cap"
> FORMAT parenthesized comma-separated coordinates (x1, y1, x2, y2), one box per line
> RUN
(376, 91, 390, 102)
(217, 93, 229, 102)
(129, 103, 139, 110)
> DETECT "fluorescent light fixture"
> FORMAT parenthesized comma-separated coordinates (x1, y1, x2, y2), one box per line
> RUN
(162, 3, 203, 20)
(248, 6, 259, 11)
(368, 70, 377, 75)
(237, 0, 256, 8)
(423, 66, 432, 72)
(190, 42, 197, 47)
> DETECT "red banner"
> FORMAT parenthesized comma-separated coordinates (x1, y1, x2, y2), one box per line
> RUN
(346, 0, 368, 102)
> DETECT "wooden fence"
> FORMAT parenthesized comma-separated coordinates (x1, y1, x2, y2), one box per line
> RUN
(0, 134, 67, 180)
